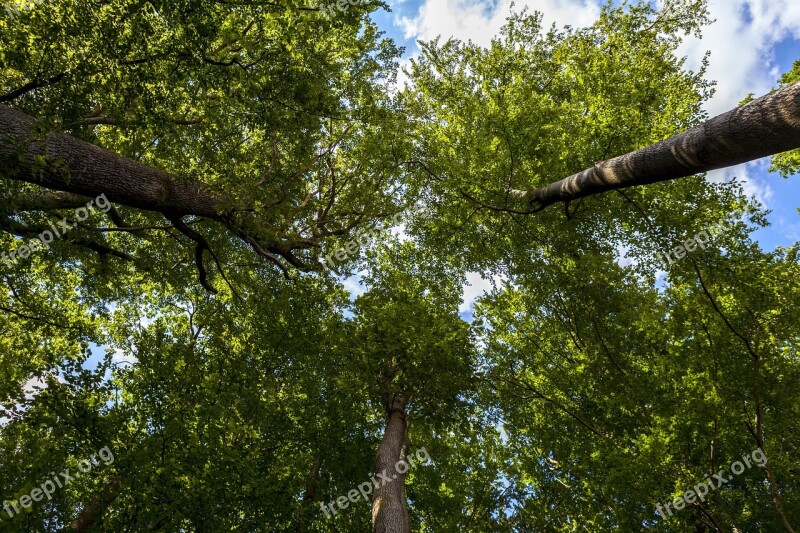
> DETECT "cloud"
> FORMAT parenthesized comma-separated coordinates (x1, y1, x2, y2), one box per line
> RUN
(398, 0, 601, 47)
(679, 0, 800, 116)
(342, 271, 368, 300)
(22, 375, 48, 398)
(615, 242, 635, 268)
(1, 373, 58, 429)
(706, 161, 774, 207)
(111, 348, 138, 366)
(779, 220, 800, 242)
(460, 271, 506, 312)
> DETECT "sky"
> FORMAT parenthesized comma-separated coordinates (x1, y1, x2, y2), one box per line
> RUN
(368, 0, 800, 313)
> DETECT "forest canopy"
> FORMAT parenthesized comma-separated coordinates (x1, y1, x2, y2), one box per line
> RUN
(0, 0, 799, 531)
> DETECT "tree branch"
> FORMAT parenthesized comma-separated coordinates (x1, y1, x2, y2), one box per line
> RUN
(511, 81, 800, 210)
(0, 105, 223, 217)
(8, 191, 94, 212)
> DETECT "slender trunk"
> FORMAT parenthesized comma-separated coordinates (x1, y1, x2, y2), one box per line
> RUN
(0, 105, 222, 217)
(515, 81, 800, 209)
(67, 479, 120, 532)
(752, 356, 796, 533)
(372, 394, 410, 533)
(299, 456, 322, 532)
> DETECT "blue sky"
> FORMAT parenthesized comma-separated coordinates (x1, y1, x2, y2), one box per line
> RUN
(367, 0, 800, 311)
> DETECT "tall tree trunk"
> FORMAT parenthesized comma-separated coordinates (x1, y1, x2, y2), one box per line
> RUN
(372, 394, 411, 533)
(299, 456, 322, 532)
(512, 81, 800, 209)
(0, 105, 222, 217)
(67, 479, 120, 532)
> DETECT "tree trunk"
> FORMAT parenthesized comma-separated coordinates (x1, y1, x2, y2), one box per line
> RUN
(299, 456, 322, 532)
(752, 356, 796, 533)
(67, 479, 120, 532)
(515, 81, 800, 209)
(372, 394, 411, 533)
(0, 105, 222, 217)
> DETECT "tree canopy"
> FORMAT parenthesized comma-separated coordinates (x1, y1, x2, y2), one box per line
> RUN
(0, 0, 799, 532)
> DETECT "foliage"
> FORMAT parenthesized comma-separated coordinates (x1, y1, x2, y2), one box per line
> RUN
(0, 0, 798, 532)
(770, 60, 800, 176)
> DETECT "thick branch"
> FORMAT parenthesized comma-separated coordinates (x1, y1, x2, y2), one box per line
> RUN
(516, 81, 800, 208)
(8, 191, 95, 212)
(0, 105, 223, 217)
(0, 106, 340, 277)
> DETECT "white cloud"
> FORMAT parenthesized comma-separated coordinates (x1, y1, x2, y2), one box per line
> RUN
(706, 161, 774, 207)
(22, 375, 48, 398)
(679, 0, 800, 116)
(342, 271, 368, 300)
(111, 348, 138, 366)
(615, 242, 635, 268)
(1, 373, 58, 429)
(460, 271, 506, 312)
(398, 0, 601, 47)
(780, 220, 800, 242)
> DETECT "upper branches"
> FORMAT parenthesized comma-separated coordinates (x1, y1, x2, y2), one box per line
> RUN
(0, 105, 405, 289)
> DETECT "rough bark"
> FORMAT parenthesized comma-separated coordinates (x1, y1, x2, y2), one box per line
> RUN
(0, 105, 222, 218)
(299, 456, 322, 532)
(752, 357, 796, 533)
(514, 81, 800, 209)
(372, 394, 411, 533)
(0, 105, 322, 277)
(67, 479, 120, 532)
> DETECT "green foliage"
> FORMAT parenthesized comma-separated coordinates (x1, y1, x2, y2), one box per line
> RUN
(770, 60, 800, 176)
(1, 0, 799, 532)
(0, 0, 412, 277)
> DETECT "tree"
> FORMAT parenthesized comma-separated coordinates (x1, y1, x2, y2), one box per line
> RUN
(346, 245, 475, 532)
(402, 2, 800, 530)
(403, 2, 800, 214)
(1, 0, 799, 532)
(1, 0, 411, 283)
(512, 79, 800, 210)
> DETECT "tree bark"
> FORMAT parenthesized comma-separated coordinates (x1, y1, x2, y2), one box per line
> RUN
(299, 455, 322, 532)
(67, 479, 120, 532)
(0, 105, 332, 276)
(515, 81, 800, 209)
(372, 394, 411, 533)
(0, 105, 222, 218)
(752, 356, 796, 533)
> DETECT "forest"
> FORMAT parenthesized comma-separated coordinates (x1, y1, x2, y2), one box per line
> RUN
(0, 0, 799, 531)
